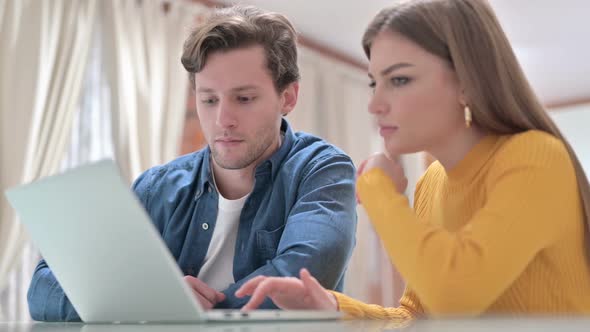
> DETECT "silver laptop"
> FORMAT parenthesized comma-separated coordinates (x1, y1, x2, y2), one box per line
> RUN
(4, 160, 342, 323)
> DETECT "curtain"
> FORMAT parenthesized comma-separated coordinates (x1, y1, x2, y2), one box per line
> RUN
(99, 0, 206, 181)
(0, 0, 97, 320)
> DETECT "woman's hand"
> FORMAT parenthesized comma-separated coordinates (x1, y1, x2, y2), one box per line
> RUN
(235, 268, 338, 311)
(358, 153, 408, 194)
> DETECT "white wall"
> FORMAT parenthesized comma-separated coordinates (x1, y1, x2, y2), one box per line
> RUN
(550, 104, 590, 174)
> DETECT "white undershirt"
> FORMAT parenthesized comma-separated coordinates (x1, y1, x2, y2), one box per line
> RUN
(197, 185, 249, 291)
(200, 133, 282, 290)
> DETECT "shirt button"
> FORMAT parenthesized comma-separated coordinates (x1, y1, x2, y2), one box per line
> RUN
(207, 187, 212, 193)
(202, 223, 209, 231)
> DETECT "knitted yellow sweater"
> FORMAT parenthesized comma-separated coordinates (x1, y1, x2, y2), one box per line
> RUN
(333, 130, 590, 319)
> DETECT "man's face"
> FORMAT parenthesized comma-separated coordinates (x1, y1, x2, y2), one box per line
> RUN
(194, 46, 298, 170)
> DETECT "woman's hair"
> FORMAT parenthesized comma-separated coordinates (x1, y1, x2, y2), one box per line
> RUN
(363, 0, 590, 260)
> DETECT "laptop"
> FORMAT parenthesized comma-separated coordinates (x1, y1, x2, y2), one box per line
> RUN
(4, 160, 342, 323)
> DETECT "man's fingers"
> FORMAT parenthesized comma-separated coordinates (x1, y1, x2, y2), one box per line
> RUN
(242, 277, 301, 311)
(185, 276, 221, 304)
(216, 291, 226, 303)
(241, 279, 278, 311)
(235, 275, 267, 298)
(300, 269, 325, 298)
(192, 288, 214, 310)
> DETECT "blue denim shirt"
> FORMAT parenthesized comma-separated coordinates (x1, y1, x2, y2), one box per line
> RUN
(27, 120, 357, 321)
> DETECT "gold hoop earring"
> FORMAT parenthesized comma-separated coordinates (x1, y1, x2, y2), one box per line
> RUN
(464, 105, 472, 128)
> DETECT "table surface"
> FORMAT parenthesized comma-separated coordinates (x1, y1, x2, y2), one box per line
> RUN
(2, 317, 590, 332)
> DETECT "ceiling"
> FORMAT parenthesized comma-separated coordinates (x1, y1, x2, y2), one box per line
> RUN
(220, 0, 590, 107)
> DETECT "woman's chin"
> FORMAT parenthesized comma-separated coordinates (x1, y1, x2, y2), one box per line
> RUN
(385, 142, 412, 156)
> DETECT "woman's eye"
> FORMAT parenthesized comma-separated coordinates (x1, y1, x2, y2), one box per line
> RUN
(391, 77, 411, 86)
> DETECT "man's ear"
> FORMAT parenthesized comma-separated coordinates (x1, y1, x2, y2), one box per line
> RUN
(280, 82, 299, 116)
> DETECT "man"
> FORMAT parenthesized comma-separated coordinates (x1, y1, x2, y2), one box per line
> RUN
(27, 5, 357, 321)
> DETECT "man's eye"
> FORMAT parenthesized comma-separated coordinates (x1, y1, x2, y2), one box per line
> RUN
(201, 98, 217, 105)
(237, 96, 256, 104)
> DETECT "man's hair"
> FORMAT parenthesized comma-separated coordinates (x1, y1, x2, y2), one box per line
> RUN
(181, 5, 300, 92)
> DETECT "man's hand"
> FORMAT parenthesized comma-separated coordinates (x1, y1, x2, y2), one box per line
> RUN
(183, 276, 226, 310)
(235, 268, 338, 311)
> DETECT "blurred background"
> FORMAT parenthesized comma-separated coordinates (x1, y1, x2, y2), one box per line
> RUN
(1, 0, 589, 321)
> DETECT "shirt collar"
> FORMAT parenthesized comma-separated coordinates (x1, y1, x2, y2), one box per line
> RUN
(195, 119, 295, 198)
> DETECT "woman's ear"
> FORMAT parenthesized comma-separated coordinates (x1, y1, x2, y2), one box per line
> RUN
(458, 87, 470, 107)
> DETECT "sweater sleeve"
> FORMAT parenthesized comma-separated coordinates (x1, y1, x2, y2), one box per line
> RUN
(356, 135, 580, 316)
(326, 176, 429, 321)
(330, 287, 423, 320)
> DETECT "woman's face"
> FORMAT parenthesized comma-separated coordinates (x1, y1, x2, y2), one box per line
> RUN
(367, 31, 466, 156)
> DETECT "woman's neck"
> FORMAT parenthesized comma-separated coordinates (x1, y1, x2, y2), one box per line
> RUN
(428, 127, 486, 171)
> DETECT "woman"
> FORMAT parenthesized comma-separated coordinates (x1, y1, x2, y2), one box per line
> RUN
(233, 0, 590, 319)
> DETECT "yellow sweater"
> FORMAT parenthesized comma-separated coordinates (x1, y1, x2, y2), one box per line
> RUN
(334, 130, 590, 319)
